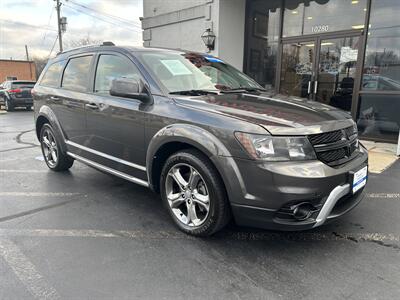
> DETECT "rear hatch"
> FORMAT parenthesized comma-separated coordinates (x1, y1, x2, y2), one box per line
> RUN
(10, 82, 35, 98)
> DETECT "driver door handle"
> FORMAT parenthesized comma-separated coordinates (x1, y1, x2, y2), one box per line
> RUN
(50, 96, 61, 101)
(85, 103, 99, 110)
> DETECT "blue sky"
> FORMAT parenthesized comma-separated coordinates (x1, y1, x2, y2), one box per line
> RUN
(0, 0, 143, 60)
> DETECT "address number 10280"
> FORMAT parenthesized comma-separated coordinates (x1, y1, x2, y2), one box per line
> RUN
(311, 25, 329, 33)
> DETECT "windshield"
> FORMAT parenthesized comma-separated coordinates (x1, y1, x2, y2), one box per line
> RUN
(138, 51, 263, 93)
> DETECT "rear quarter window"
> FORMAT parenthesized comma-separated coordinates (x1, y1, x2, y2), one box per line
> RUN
(40, 61, 65, 88)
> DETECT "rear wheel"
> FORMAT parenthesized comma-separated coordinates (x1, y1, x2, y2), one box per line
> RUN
(40, 124, 74, 171)
(160, 149, 230, 236)
(5, 99, 13, 111)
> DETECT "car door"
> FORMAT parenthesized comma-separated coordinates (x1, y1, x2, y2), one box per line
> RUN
(53, 55, 94, 144)
(82, 52, 146, 179)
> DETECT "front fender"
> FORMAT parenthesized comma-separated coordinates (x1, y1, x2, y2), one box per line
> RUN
(146, 124, 247, 201)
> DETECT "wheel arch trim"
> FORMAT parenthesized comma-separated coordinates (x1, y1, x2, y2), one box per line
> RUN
(146, 124, 247, 198)
(35, 105, 68, 154)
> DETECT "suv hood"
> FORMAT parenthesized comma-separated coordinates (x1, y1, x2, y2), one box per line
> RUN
(173, 93, 354, 135)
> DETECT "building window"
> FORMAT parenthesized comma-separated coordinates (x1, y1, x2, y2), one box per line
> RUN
(362, 0, 400, 91)
(244, 0, 281, 91)
(357, 0, 400, 142)
(283, 0, 367, 37)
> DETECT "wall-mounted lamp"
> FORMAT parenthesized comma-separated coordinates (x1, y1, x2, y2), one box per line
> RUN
(201, 29, 215, 51)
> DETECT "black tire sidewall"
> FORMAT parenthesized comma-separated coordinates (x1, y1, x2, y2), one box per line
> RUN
(160, 150, 226, 236)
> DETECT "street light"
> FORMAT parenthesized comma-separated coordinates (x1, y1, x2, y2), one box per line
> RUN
(201, 29, 216, 51)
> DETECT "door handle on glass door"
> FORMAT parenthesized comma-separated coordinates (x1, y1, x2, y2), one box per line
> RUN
(307, 81, 311, 94)
(314, 81, 318, 93)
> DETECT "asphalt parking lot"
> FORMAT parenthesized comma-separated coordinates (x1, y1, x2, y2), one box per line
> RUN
(0, 110, 399, 299)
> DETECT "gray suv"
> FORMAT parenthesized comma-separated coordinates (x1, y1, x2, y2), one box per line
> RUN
(33, 44, 368, 236)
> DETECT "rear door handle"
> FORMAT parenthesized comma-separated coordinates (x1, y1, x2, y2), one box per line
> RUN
(50, 96, 61, 101)
(85, 103, 99, 110)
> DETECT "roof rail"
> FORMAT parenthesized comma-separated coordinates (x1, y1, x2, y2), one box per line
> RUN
(56, 44, 97, 56)
(56, 42, 115, 56)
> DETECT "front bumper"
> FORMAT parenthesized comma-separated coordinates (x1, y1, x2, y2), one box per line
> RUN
(219, 146, 368, 231)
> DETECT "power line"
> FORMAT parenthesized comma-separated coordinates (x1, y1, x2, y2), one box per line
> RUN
(66, 0, 142, 29)
(41, 6, 55, 46)
(63, 4, 141, 32)
(47, 35, 59, 59)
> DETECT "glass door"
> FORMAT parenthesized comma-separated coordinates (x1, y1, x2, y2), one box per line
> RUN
(279, 34, 361, 111)
(314, 36, 360, 111)
(279, 40, 316, 99)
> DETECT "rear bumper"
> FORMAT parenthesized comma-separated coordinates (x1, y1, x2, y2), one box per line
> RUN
(216, 145, 368, 231)
(10, 96, 33, 106)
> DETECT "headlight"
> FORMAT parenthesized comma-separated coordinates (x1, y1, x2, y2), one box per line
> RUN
(235, 132, 316, 161)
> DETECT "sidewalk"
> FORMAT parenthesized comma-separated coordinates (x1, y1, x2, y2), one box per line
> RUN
(361, 140, 399, 174)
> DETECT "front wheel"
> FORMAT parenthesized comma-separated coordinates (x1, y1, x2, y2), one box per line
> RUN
(160, 149, 231, 236)
(40, 124, 74, 171)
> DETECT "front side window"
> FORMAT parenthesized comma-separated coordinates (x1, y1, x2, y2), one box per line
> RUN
(40, 61, 65, 88)
(62, 56, 92, 92)
(138, 51, 262, 93)
(94, 55, 141, 94)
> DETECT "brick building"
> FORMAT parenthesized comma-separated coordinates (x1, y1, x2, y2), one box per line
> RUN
(0, 59, 36, 82)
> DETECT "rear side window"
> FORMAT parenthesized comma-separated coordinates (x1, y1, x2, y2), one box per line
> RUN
(62, 56, 92, 92)
(94, 55, 140, 94)
(40, 61, 64, 87)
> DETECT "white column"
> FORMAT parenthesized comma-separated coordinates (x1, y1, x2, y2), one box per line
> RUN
(397, 129, 400, 156)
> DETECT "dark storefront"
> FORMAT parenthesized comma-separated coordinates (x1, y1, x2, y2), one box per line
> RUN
(243, 0, 400, 143)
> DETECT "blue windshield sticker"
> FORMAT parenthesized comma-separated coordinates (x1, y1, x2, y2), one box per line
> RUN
(204, 56, 224, 63)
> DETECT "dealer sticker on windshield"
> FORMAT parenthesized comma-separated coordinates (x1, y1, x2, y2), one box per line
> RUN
(352, 166, 368, 194)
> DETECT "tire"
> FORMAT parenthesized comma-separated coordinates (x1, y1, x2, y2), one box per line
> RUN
(160, 149, 231, 236)
(40, 124, 74, 171)
(5, 99, 14, 111)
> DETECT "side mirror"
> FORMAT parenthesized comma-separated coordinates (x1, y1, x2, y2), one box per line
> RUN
(110, 78, 151, 103)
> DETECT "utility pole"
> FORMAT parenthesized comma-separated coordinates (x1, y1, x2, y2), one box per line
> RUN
(55, 0, 63, 52)
(25, 45, 33, 79)
(25, 45, 30, 61)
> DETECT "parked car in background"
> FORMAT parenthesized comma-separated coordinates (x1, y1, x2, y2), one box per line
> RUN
(33, 44, 368, 236)
(0, 80, 36, 111)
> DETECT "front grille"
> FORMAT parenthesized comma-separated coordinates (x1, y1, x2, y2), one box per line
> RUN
(308, 125, 359, 167)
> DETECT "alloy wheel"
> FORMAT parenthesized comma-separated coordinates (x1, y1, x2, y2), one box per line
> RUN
(41, 128, 58, 167)
(165, 163, 210, 227)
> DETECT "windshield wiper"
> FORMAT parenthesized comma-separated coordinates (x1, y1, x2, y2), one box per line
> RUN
(220, 87, 266, 94)
(169, 89, 218, 96)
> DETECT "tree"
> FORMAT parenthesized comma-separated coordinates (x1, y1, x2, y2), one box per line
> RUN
(64, 37, 103, 49)
(32, 56, 49, 79)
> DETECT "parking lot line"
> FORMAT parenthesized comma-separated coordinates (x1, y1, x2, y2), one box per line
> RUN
(0, 192, 80, 197)
(0, 170, 51, 173)
(0, 238, 60, 299)
(0, 228, 398, 243)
